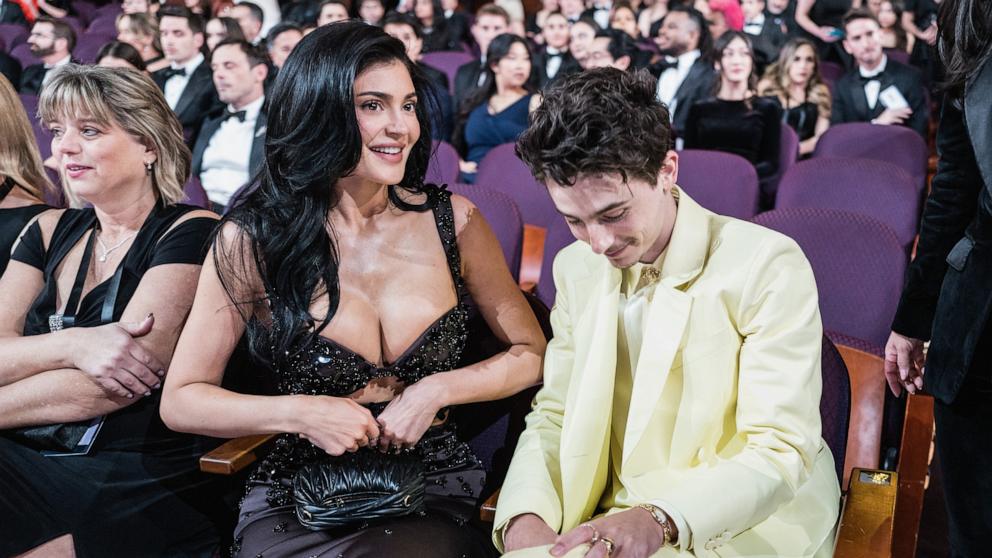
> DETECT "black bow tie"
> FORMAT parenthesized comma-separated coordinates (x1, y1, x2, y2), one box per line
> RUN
(222, 109, 247, 123)
(859, 71, 884, 84)
(655, 57, 679, 73)
(546, 51, 563, 59)
(161, 67, 187, 80)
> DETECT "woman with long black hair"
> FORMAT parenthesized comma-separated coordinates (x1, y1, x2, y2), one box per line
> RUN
(161, 21, 545, 557)
(885, 1, 992, 555)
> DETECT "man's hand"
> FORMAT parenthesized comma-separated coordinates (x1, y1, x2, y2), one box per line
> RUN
(873, 107, 913, 126)
(504, 513, 559, 553)
(550, 508, 667, 558)
(884, 331, 926, 396)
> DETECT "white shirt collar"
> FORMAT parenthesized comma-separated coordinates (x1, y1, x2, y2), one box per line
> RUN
(229, 94, 265, 122)
(45, 54, 71, 70)
(172, 52, 205, 74)
(546, 46, 564, 56)
(677, 49, 701, 69)
(859, 55, 888, 79)
(745, 13, 765, 26)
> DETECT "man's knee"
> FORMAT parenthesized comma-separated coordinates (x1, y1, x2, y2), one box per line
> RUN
(502, 544, 588, 557)
(15, 534, 75, 558)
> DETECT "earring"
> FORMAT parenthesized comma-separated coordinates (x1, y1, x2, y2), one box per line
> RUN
(145, 161, 154, 174)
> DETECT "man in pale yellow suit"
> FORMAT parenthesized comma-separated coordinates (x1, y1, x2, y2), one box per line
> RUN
(493, 68, 840, 557)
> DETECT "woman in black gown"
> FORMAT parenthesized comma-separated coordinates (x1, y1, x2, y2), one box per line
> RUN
(160, 22, 546, 557)
(0, 74, 51, 277)
(0, 65, 222, 557)
(758, 37, 833, 156)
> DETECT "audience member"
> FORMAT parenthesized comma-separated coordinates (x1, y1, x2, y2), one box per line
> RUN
(236, 0, 282, 36)
(831, 8, 927, 137)
(902, 0, 937, 82)
(534, 11, 581, 88)
(154, 5, 223, 144)
(96, 40, 148, 71)
(205, 16, 246, 51)
(355, 0, 386, 25)
(638, 0, 669, 41)
(610, 2, 640, 40)
(559, 0, 585, 23)
(586, 28, 639, 71)
(186, 0, 213, 16)
(653, 4, 715, 135)
(122, 0, 155, 14)
(758, 37, 832, 155)
(456, 33, 539, 182)
(684, 31, 782, 190)
(193, 39, 267, 211)
(160, 21, 544, 558)
(453, 3, 510, 108)
(230, 1, 264, 44)
(795, 0, 851, 65)
(742, 0, 788, 68)
(0, 74, 51, 278)
(583, 0, 612, 30)
(496, 66, 839, 558)
(766, 0, 799, 36)
(266, 21, 303, 69)
(0, 64, 222, 558)
(0, 0, 28, 25)
(317, 0, 350, 25)
(707, 0, 745, 39)
(569, 17, 599, 69)
(525, 0, 559, 44)
(414, 0, 456, 52)
(877, 0, 911, 53)
(117, 12, 170, 73)
(20, 16, 75, 95)
(441, 0, 470, 46)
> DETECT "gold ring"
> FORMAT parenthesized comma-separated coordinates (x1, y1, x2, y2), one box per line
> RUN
(580, 523, 600, 543)
(598, 536, 616, 556)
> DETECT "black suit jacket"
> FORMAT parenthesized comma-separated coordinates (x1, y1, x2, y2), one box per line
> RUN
(454, 59, 485, 112)
(830, 59, 928, 138)
(666, 58, 716, 136)
(0, 1, 27, 25)
(19, 64, 46, 95)
(534, 48, 582, 89)
(191, 107, 267, 187)
(747, 18, 788, 70)
(891, 59, 992, 403)
(0, 50, 21, 89)
(152, 62, 222, 145)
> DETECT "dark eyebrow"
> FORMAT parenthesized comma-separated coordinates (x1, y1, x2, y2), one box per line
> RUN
(559, 200, 629, 221)
(356, 91, 419, 100)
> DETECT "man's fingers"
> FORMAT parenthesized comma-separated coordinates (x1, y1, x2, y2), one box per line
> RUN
(895, 344, 913, 381)
(551, 525, 595, 556)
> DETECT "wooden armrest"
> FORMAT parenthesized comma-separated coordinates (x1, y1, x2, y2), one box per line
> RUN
(479, 488, 500, 523)
(834, 468, 898, 558)
(199, 434, 276, 475)
(519, 224, 547, 290)
(835, 343, 886, 487)
(892, 393, 935, 558)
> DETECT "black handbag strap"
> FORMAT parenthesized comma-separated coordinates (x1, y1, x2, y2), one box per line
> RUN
(61, 227, 126, 328)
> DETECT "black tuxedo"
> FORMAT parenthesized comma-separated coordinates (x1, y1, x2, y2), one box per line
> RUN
(454, 59, 486, 111)
(152, 62, 222, 146)
(19, 64, 47, 95)
(745, 17, 789, 70)
(444, 10, 470, 47)
(0, 51, 21, 90)
(534, 48, 582, 89)
(0, 1, 27, 25)
(191, 107, 267, 205)
(653, 57, 716, 136)
(830, 58, 928, 138)
(890, 58, 992, 556)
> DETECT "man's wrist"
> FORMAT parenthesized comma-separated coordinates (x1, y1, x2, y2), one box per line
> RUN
(636, 503, 676, 546)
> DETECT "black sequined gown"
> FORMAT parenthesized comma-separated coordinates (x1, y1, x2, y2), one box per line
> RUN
(233, 186, 498, 557)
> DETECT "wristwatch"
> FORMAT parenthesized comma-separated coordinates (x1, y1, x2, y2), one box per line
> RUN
(636, 503, 675, 546)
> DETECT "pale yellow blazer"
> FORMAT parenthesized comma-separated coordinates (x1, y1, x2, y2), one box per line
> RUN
(493, 191, 841, 557)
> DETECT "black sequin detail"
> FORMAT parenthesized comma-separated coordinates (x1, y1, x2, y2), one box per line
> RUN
(245, 186, 484, 510)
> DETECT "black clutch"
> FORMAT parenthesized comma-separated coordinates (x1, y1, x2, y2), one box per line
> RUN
(292, 450, 426, 530)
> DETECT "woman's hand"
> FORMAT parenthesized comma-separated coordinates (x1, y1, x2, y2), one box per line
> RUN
(375, 377, 446, 452)
(295, 395, 380, 456)
(884, 331, 926, 396)
(819, 26, 842, 42)
(67, 314, 166, 399)
(458, 160, 478, 175)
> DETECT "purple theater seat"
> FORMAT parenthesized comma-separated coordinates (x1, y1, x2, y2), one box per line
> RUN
(10, 43, 37, 68)
(820, 334, 851, 482)
(0, 24, 29, 52)
(447, 183, 523, 280)
(85, 15, 119, 37)
(74, 36, 112, 64)
(884, 49, 910, 65)
(534, 216, 575, 309)
(475, 142, 560, 229)
(19, 93, 38, 119)
(752, 208, 907, 348)
(61, 16, 85, 36)
(775, 157, 921, 251)
(820, 61, 845, 93)
(421, 50, 476, 96)
(676, 149, 761, 219)
(182, 176, 210, 209)
(92, 3, 122, 20)
(812, 122, 929, 189)
(425, 140, 460, 186)
(73, 1, 99, 25)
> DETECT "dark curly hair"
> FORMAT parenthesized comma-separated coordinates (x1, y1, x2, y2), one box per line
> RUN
(515, 67, 673, 187)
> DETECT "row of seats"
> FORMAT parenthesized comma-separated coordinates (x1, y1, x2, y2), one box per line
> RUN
(0, 3, 122, 65)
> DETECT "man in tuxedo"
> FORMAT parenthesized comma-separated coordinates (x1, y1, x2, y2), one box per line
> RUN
(495, 67, 839, 558)
(441, 0, 470, 47)
(742, 0, 788, 69)
(831, 8, 928, 137)
(559, 0, 586, 24)
(231, 1, 264, 44)
(653, 5, 715, 136)
(19, 17, 74, 95)
(453, 3, 509, 110)
(766, 0, 799, 36)
(0, 0, 28, 25)
(569, 18, 599, 69)
(582, 0, 612, 30)
(535, 11, 582, 88)
(153, 5, 222, 146)
(192, 39, 267, 211)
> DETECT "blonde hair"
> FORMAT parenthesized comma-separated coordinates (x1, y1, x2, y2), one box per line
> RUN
(116, 12, 164, 56)
(758, 38, 832, 120)
(0, 75, 53, 200)
(38, 65, 190, 206)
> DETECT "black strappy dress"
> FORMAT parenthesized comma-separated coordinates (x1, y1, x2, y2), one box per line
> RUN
(233, 186, 498, 558)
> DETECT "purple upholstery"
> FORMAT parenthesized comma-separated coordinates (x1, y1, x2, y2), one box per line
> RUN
(19, 93, 38, 120)
(0, 24, 29, 52)
(420, 50, 476, 95)
(820, 61, 845, 93)
(10, 43, 37, 68)
(820, 334, 851, 481)
(447, 183, 523, 280)
(475, 142, 560, 229)
(182, 176, 210, 209)
(61, 16, 85, 36)
(92, 3, 122, 20)
(884, 49, 910, 65)
(676, 149, 761, 219)
(74, 36, 112, 64)
(73, 1, 99, 24)
(85, 15, 119, 36)
(775, 157, 921, 250)
(825, 330, 884, 358)
(535, 216, 576, 309)
(812, 122, 929, 189)
(425, 140, 460, 186)
(752, 208, 907, 348)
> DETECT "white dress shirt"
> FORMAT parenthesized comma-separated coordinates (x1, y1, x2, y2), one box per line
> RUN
(544, 46, 565, 79)
(860, 55, 888, 110)
(200, 95, 264, 207)
(163, 52, 205, 110)
(743, 13, 765, 35)
(655, 49, 701, 118)
(41, 54, 71, 87)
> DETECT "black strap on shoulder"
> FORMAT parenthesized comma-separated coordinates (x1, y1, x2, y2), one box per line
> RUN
(429, 186, 467, 297)
(0, 177, 15, 203)
(60, 227, 126, 328)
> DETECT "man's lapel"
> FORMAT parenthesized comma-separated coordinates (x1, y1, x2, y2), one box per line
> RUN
(849, 77, 872, 120)
(965, 57, 992, 195)
(174, 64, 207, 119)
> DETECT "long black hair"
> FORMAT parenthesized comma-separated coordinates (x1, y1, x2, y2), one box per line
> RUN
(938, 0, 992, 101)
(217, 21, 438, 368)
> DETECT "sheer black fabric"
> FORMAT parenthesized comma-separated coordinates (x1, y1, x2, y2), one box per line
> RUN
(683, 96, 783, 178)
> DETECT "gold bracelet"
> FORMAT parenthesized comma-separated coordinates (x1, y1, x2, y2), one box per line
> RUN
(636, 503, 675, 546)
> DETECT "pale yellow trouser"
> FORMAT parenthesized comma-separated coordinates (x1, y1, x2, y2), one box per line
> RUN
(502, 544, 691, 557)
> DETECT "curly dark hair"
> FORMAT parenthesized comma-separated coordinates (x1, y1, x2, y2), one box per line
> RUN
(515, 67, 673, 187)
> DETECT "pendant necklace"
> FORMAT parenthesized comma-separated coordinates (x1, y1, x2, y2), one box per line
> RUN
(95, 230, 135, 263)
